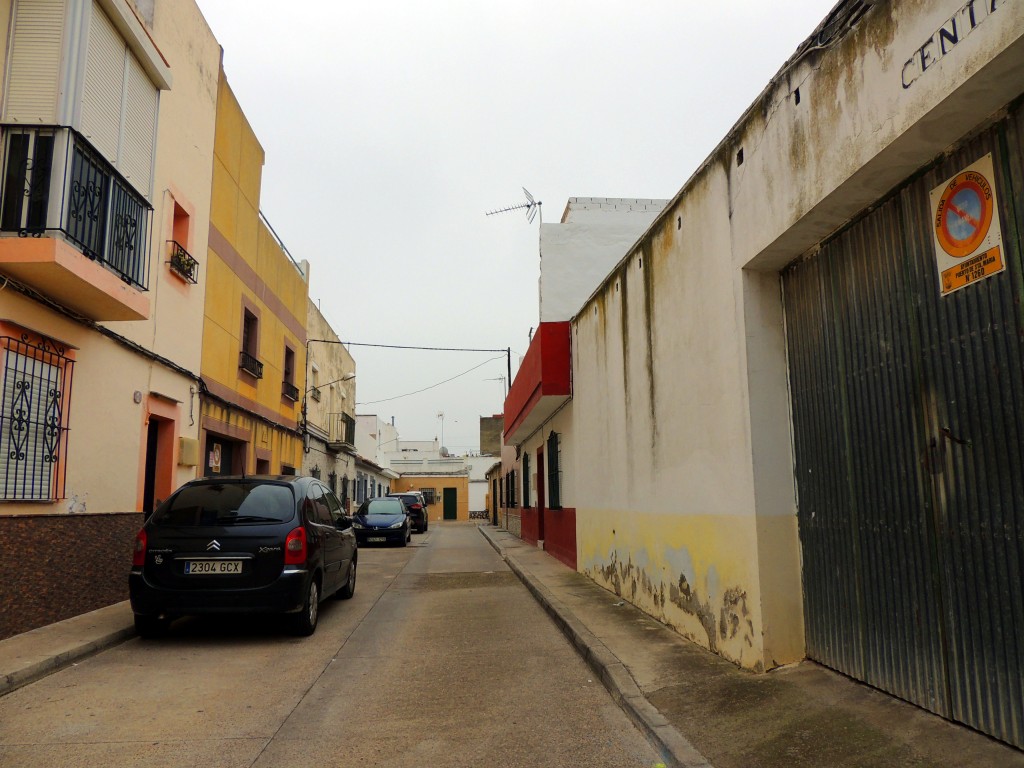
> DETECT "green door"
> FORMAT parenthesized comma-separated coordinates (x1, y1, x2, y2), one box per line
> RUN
(443, 488, 458, 520)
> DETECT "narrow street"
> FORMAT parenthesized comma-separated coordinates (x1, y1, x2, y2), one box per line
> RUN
(0, 525, 659, 767)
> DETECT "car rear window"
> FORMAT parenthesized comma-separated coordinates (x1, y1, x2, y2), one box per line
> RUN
(152, 483, 295, 526)
(360, 498, 405, 515)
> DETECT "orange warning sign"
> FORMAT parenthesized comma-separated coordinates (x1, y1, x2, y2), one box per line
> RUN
(940, 246, 1003, 294)
(930, 154, 1004, 297)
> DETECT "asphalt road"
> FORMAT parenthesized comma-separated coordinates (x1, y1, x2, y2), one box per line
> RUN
(0, 524, 660, 767)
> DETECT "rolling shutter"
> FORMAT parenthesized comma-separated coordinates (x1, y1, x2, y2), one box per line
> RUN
(120, 53, 157, 195)
(79, 1, 159, 199)
(3, 0, 67, 123)
(80, 3, 124, 165)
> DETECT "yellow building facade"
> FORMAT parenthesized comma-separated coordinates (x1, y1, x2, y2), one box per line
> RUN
(200, 71, 308, 476)
(392, 475, 469, 523)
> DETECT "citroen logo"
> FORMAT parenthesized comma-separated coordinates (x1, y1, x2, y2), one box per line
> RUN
(206, 540, 221, 551)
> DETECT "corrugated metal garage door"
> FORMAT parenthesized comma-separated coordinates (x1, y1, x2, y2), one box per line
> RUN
(783, 104, 1024, 748)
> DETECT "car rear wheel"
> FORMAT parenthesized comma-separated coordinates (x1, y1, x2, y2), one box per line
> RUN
(134, 614, 170, 639)
(338, 557, 357, 600)
(291, 578, 319, 636)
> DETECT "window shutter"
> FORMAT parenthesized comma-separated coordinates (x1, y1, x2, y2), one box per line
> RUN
(80, 3, 124, 163)
(3, 0, 67, 123)
(119, 51, 157, 197)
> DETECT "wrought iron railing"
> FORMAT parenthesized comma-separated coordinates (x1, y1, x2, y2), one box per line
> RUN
(310, 386, 321, 402)
(328, 412, 356, 446)
(282, 381, 299, 401)
(0, 126, 152, 290)
(0, 332, 75, 501)
(239, 350, 263, 379)
(167, 240, 198, 284)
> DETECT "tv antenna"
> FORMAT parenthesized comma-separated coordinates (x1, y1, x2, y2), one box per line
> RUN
(486, 187, 542, 224)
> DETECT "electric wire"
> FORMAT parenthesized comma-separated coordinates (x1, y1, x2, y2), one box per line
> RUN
(357, 355, 506, 405)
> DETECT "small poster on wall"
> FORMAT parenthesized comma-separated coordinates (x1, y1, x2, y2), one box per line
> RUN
(930, 152, 1005, 297)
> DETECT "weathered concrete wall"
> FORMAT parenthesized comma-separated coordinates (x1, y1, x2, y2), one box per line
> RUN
(571, 0, 1024, 671)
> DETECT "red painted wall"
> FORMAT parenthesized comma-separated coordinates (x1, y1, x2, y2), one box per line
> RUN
(503, 322, 571, 436)
(543, 507, 577, 570)
(521, 507, 540, 546)
(519, 506, 577, 571)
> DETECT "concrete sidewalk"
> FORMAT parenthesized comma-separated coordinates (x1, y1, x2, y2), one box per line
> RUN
(478, 525, 1024, 768)
(0, 600, 135, 696)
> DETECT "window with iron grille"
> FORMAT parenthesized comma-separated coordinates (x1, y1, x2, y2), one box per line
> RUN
(282, 345, 298, 400)
(522, 453, 530, 508)
(547, 431, 562, 509)
(0, 334, 75, 500)
(239, 309, 263, 378)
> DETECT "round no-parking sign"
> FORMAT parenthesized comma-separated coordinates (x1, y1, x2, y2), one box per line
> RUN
(930, 153, 1004, 296)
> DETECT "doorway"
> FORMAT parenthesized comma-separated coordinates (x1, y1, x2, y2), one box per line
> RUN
(443, 487, 458, 520)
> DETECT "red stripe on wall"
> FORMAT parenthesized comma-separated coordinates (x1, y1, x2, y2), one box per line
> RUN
(519, 506, 576, 571)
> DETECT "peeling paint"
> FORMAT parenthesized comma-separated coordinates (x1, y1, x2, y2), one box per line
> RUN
(669, 572, 718, 651)
(585, 533, 759, 666)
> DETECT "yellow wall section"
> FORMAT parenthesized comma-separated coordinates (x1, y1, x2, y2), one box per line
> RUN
(578, 508, 766, 671)
(393, 476, 469, 522)
(202, 69, 306, 473)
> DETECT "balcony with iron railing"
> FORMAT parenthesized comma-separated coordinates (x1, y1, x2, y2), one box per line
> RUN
(327, 412, 357, 454)
(282, 380, 299, 401)
(239, 350, 264, 379)
(167, 240, 198, 284)
(0, 126, 152, 321)
(310, 386, 322, 402)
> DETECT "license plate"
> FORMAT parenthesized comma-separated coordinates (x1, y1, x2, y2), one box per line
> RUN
(367, 537, 386, 543)
(184, 560, 242, 575)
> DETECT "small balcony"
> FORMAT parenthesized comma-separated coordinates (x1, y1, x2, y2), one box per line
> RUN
(0, 126, 152, 321)
(282, 380, 299, 401)
(327, 412, 357, 454)
(239, 350, 263, 379)
(504, 321, 571, 446)
(167, 240, 198, 284)
(310, 386, 322, 402)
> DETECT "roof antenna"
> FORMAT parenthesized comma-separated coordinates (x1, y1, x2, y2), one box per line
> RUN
(486, 187, 542, 224)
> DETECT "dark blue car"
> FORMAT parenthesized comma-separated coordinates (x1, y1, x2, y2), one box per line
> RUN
(352, 497, 412, 546)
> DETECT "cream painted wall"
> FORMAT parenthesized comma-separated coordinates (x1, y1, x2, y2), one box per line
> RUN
(0, 0, 220, 515)
(303, 299, 356, 484)
(568, 1, 1024, 670)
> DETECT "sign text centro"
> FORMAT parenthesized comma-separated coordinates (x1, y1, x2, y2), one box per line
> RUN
(902, 0, 1002, 89)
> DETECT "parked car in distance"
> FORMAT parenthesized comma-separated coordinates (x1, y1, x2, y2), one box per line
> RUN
(387, 491, 429, 532)
(353, 497, 412, 546)
(129, 475, 357, 638)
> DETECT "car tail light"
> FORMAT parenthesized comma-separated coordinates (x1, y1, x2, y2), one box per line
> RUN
(285, 527, 307, 565)
(132, 529, 147, 567)
(410, 504, 422, 511)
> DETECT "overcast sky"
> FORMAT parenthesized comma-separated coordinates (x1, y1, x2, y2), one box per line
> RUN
(194, 0, 841, 454)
